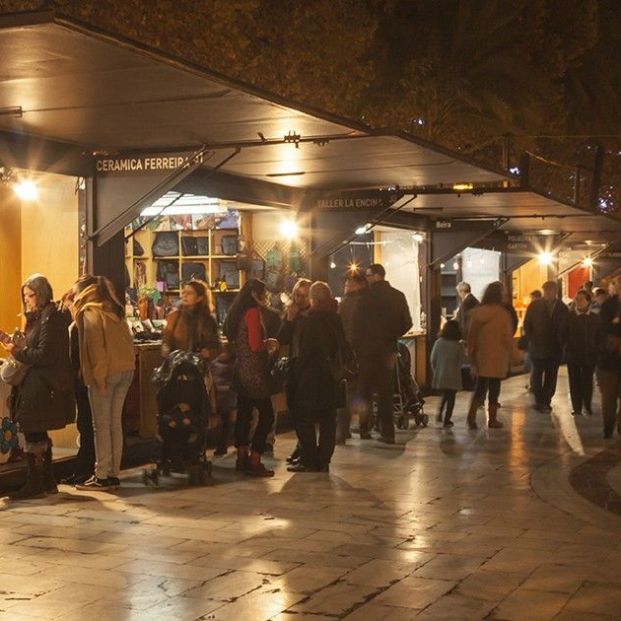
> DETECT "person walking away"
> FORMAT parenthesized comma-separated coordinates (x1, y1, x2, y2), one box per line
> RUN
(73, 275, 135, 491)
(288, 282, 344, 472)
(336, 272, 368, 443)
(455, 282, 479, 338)
(523, 281, 569, 412)
(224, 279, 278, 476)
(1, 274, 75, 500)
(466, 281, 514, 429)
(430, 320, 466, 427)
(563, 289, 599, 416)
(596, 278, 621, 438)
(277, 278, 311, 463)
(359, 264, 412, 444)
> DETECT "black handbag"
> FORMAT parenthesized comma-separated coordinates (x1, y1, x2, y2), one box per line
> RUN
(219, 262, 240, 288)
(181, 236, 198, 256)
(221, 235, 239, 255)
(269, 356, 290, 394)
(196, 236, 209, 255)
(133, 239, 145, 256)
(156, 260, 180, 289)
(152, 232, 179, 257)
(181, 262, 207, 282)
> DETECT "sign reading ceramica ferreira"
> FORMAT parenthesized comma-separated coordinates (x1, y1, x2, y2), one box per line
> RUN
(315, 191, 401, 210)
(95, 151, 204, 175)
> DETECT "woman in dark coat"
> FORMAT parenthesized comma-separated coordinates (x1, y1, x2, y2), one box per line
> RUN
(224, 279, 278, 477)
(2, 274, 74, 500)
(288, 281, 344, 473)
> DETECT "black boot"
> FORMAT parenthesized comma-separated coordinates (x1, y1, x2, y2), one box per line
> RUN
(9, 454, 46, 501)
(43, 441, 58, 495)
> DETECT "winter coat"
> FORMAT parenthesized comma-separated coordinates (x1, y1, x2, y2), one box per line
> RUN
(12, 304, 75, 433)
(74, 286, 135, 388)
(563, 310, 600, 367)
(467, 304, 514, 379)
(430, 338, 466, 390)
(163, 307, 219, 354)
(455, 293, 479, 337)
(360, 281, 412, 355)
(597, 296, 621, 371)
(338, 289, 367, 354)
(523, 297, 569, 360)
(293, 307, 345, 414)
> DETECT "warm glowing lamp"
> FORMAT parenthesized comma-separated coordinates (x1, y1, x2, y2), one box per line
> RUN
(13, 180, 38, 201)
(538, 251, 553, 265)
(279, 220, 298, 240)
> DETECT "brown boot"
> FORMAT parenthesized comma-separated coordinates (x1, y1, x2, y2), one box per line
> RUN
(8, 454, 46, 501)
(236, 446, 249, 471)
(244, 451, 274, 477)
(466, 398, 479, 430)
(488, 404, 503, 428)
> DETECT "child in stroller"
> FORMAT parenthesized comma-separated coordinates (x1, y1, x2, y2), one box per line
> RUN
(146, 350, 212, 486)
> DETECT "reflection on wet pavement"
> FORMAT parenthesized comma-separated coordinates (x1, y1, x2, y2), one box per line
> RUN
(0, 370, 620, 620)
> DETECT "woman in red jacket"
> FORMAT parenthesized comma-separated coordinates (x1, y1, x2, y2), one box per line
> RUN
(224, 279, 278, 476)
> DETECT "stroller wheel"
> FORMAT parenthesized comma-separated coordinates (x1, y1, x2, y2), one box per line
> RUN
(420, 414, 429, 427)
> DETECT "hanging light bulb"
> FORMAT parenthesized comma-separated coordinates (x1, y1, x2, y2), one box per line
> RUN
(329, 260, 337, 269)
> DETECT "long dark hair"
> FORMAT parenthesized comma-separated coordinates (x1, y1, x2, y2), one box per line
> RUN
(75, 274, 125, 319)
(224, 279, 266, 341)
(184, 279, 214, 316)
(481, 281, 504, 306)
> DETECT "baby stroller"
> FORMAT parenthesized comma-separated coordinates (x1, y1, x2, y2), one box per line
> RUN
(144, 350, 212, 486)
(394, 342, 427, 429)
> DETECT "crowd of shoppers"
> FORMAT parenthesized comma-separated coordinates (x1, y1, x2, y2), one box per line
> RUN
(4, 263, 621, 500)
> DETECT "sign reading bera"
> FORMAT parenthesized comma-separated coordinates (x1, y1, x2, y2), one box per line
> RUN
(96, 152, 204, 175)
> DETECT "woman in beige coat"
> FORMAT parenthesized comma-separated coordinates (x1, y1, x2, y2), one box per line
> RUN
(72, 275, 135, 491)
(466, 281, 514, 429)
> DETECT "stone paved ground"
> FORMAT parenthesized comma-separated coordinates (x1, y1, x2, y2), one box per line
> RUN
(2, 370, 621, 620)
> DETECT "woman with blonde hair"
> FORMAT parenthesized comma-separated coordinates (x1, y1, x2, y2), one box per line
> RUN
(72, 275, 135, 491)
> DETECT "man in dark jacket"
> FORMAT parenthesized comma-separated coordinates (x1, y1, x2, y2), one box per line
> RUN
(563, 290, 599, 416)
(455, 282, 479, 337)
(596, 278, 621, 438)
(359, 264, 413, 443)
(523, 280, 569, 412)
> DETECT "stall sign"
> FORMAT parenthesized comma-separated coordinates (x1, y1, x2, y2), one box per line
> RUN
(505, 233, 554, 252)
(315, 191, 400, 210)
(96, 151, 204, 175)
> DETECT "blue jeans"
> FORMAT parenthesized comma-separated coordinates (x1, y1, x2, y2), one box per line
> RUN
(88, 371, 133, 479)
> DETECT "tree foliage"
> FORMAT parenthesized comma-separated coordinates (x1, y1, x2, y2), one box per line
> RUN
(1, 0, 620, 198)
